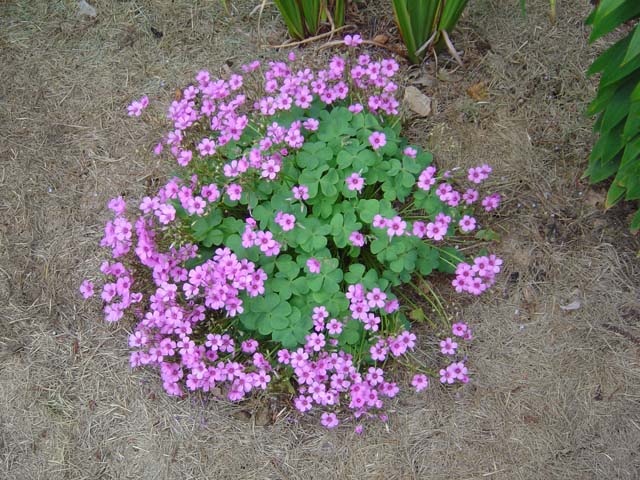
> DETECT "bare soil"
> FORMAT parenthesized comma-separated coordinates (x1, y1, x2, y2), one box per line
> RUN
(1, 0, 639, 479)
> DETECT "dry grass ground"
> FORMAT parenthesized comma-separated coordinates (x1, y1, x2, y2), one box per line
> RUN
(1, 0, 639, 479)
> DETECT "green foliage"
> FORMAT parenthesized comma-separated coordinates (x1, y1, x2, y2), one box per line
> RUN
(184, 106, 467, 350)
(585, 0, 640, 231)
(273, 0, 345, 40)
(391, 0, 469, 64)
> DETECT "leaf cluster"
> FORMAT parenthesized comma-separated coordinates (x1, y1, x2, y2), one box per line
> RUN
(586, 0, 640, 231)
(183, 105, 466, 351)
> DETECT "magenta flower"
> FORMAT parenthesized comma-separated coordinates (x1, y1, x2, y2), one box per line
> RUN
(344, 34, 363, 47)
(275, 211, 296, 231)
(177, 149, 193, 167)
(345, 172, 365, 193)
(366, 288, 387, 309)
(127, 95, 149, 117)
(403, 146, 417, 158)
(384, 299, 400, 314)
(260, 159, 280, 180)
(306, 258, 321, 274)
(482, 193, 501, 212)
(380, 58, 399, 77)
(386, 216, 406, 237)
(292, 185, 309, 200)
(447, 362, 468, 382)
(326, 318, 343, 335)
(349, 231, 365, 247)
(411, 374, 429, 392)
(417, 166, 436, 191)
(440, 368, 455, 384)
(368, 131, 386, 150)
(295, 395, 313, 412)
(321, 412, 339, 429)
(226, 184, 242, 201)
(439, 337, 458, 355)
(458, 215, 476, 233)
(305, 332, 326, 352)
(372, 214, 387, 229)
(197, 138, 216, 156)
(426, 222, 445, 241)
(79, 279, 94, 299)
(412, 221, 427, 238)
(303, 118, 319, 131)
(463, 188, 479, 205)
(241, 339, 259, 354)
(277, 349, 291, 365)
(452, 322, 468, 337)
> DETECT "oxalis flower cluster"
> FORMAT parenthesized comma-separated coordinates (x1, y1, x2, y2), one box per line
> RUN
(80, 38, 503, 432)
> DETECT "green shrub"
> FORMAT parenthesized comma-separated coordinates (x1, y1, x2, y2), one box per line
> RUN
(391, 0, 468, 64)
(273, 0, 345, 40)
(585, 0, 640, 231)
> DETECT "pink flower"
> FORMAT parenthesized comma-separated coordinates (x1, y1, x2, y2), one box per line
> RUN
(411, 374, 429, 392)
(463, 188, 479, 205)
(277, 349, 291, 364)
(344, 34, 363, 47)
(426, 222, 445, 241)
(384, 299, 399, 313)
(127, 96, 149, 117)
(177, 149, 193, 166)
(305, 332, 326, 352)
(482, 193, 501, 212)
(372, 214, 387, 229)
(226, 184, 242, 201)
(349, 231, 365, 247)
(326, 318, 343, 335)
(79, 279, 94, 299)
(439, 368, 455, 384)
(197, 138, 216, 156)
(386, 216, 406, 237)
(380, 58, 399, 77)
(241, 339, 259, 354)
(452, 322, 468, 337)
(403, 147, 417, 158)
(348, 103, 364, 113)
(458, 215, 476, 233)
(345, 172, 365, 193)
(295, 395, 313, 412)
(448, 362, 468, 381)
(303, 118, 319, 131)
(261, 159, 280, 180)
(108, 196, 126, 215)
(439, 337, 458, 355)
(321, 412, 339, 429)
(370, 342, 388, 361)
(306, 258, 321, 274)
(412, 221, 427, 238)
(312, 306, 329, 322)
(368, 131, 386, 150)
(275, 212, 296, 231)
(366, 288, 386, 309)
(417, 166, 436, 191)
(467, 167, 485, 184)
(292, 185, 309, 200)
(255, 230, 280, 256)
(468, 165, 491, 184)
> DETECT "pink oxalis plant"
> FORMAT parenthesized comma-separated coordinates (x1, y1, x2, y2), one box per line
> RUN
(81, 37, 502, 432)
